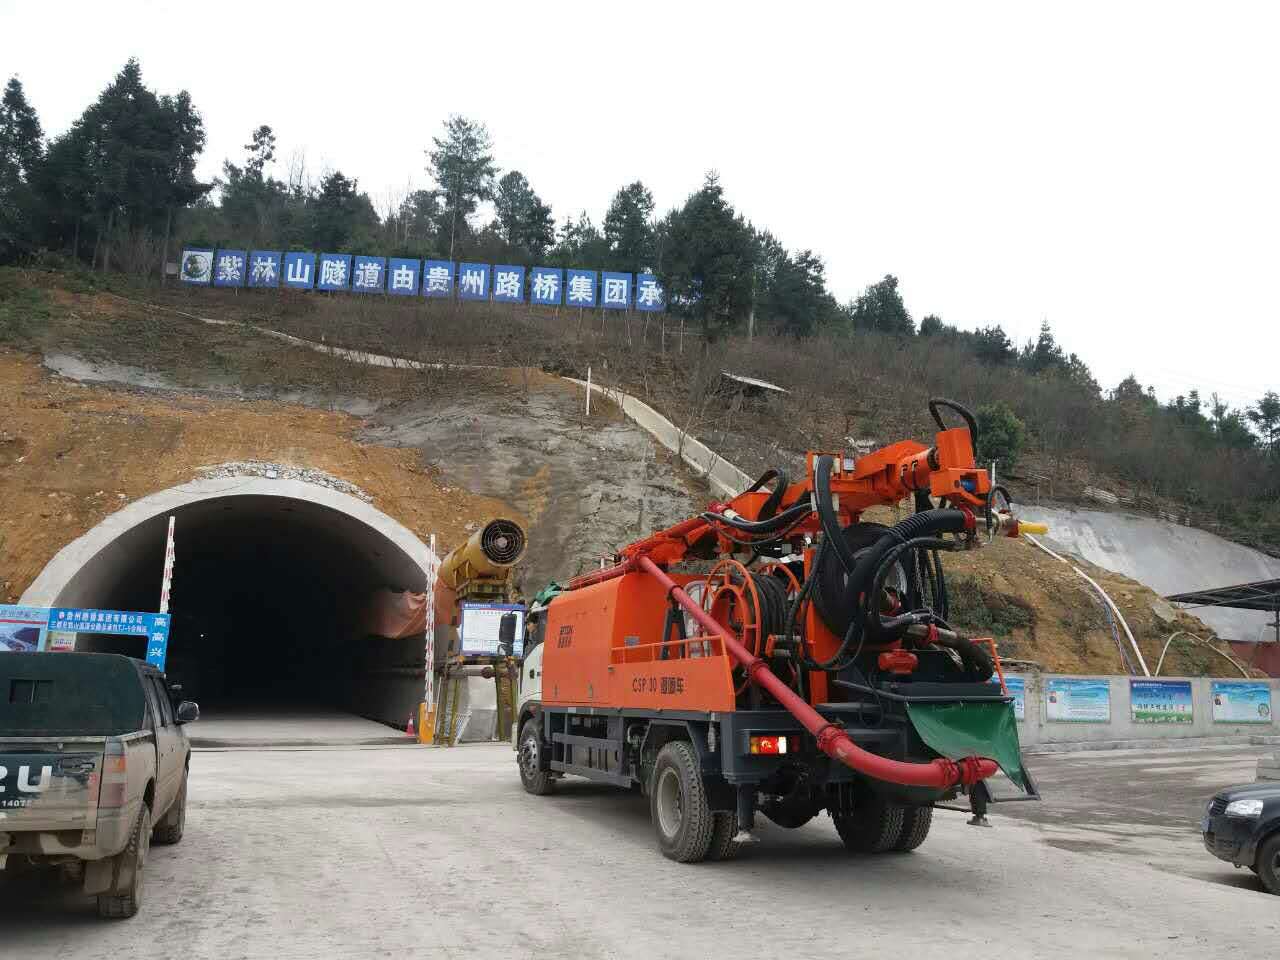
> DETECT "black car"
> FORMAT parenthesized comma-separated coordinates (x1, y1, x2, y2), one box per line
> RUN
(1201, 782, 1280, 894)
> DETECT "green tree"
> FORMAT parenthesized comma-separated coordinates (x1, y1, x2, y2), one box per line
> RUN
(493, 170, 554, 260)
(919, 313, 944, 336)
(1248, 390, 1280, 453)
(1021, 320, 1067, 374)
(219, 125, 288, 248)
(976, 403, 1027, 469)
(0, 76, 44, 262)
(849, 274, 913, 335)
(755, 231, 835, 336)
(308, 170, 377, 251)
(659, 173, 757, 339)
(426, 115, 496, 261)
(970, 325, 1016, 364)
(603, 181, 655, 273)
(549, 211, 609, 268)
(1210, 394, 1256, 450)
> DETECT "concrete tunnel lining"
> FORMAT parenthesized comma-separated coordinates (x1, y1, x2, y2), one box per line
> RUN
(20, 475, 439, 729)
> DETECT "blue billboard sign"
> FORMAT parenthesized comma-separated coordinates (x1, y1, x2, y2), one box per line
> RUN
(530, 267, 563, 305)
(248, 251, 282, 288)
(422, 260, 454, 298)
(989, 674, 1026, 721)
(636, 273, 664, 312)
(458, 263, 489, 300)
(352, 256, 386, 293)
(1130, 679, 1193, 723)
(1045, 677, 1111, 722)
(213, 250, 247, 287)
(601, 272, 631, 310)
(46, 608, 172, 669)
(283, 252, 316, 289)
(493, 265, 524, 303)
(180, 249, 213, 285)
(566, 269, 596, 307)
(387, 258, 420, 296)
(1211, 681, 1273, 724)
(317, 254, 351, 291)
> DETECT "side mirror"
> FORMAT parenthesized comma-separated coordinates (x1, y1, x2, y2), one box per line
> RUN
(175, 701, 200, 725)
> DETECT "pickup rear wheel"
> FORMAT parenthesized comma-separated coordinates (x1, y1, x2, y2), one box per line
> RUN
(153, 772, 187, 845)
(1257, 834, 1280, 895)
(97, 805, 150, 919)
(518, 720, 555, 796)
(650, 741, 714, 863)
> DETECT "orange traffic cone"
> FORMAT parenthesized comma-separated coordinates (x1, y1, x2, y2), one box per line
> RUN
(406, 712, 416, 738)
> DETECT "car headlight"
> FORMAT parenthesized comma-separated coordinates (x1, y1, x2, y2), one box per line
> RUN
(1225, 798, 1264, 818)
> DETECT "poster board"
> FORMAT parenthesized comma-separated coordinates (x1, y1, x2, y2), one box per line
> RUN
(1210, 681, 1273, 725)
(459, 603, 526, 658)
(990, 674, 1026, 721)
(1046, 677, 1111, 722)
(0, 604, 50, 653)
(1130, 679, 1193, 723)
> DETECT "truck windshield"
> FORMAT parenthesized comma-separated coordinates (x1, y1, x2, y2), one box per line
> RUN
(0, 653, 147, 737)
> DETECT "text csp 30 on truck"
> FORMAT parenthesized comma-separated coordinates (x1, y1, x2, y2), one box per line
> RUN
(515, 399, 1046, 862)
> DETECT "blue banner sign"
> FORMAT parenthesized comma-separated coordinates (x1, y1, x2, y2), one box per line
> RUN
(283, 252, 315, 289)
(1130, 679, 1193, 723)
(601, 271, 631, 310)
(352, 256, 386, 292)
(318, 254, 351, 291)
(1211, 681, 1273, 724)
(180, 249, 213, 284)
(47, 609, 172, 669)
(566, 268, 596, 307)
(458, 263, 489, 300)
(249, 251, 282, 288)
(493, 265, 524, 303)
(422, 260, 454, 297)
(636, 273, 664, 311)
(530, 267, 563, 305)
(388, 258, 420, 296)
(213, 250, 247, 287)
(1045, 677, 1111, 723)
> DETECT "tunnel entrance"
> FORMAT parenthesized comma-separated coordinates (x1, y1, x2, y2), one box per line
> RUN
(21, 476, 435, 738)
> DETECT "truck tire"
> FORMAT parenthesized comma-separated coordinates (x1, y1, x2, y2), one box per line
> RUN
(153, 772, 187, 845)
(518, 720, 555, 796)
(650, 741, 714, 863)
(97, 805, 151, 920)
(893, 805, 933, 852)
(832, 793, 905, 853)
(706, 812, 741, 861)
(1257, 834, 1280, 895)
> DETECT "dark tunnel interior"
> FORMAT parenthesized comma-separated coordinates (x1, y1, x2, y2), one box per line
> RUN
(48, 495, 429, 726)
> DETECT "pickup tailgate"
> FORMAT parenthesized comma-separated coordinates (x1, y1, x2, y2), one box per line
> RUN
(0, 741, 104, 831)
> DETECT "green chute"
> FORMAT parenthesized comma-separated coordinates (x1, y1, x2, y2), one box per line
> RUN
(906, 700, 1029, 792)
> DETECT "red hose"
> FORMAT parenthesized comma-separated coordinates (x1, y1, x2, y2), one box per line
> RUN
(636, 556, 997, 789)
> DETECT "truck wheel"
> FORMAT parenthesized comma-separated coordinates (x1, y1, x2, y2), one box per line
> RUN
(97, 805, 151, 919)
(650, 741, 714, 863)
(153, 772, 187, 845)
(832, 793, 905, 853)
(518, 720, 555, 796)
(1257, 834, 1280, 895)
(893, 805, 933, 852)
(706, 812, 741, 861)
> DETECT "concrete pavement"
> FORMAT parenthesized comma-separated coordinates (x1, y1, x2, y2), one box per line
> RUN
(1, 741, 1277, 959)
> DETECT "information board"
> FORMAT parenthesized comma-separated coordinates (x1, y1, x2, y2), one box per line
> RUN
(0, 604, 50, 653)
(1211, 681, 1273, 724)
(1045, 677, 1111, 723)
(459, 602, 526, 658)
(1130, 678, 1193, 723)
(47, 608, 172, 669)
(991, 674, 1026, 721)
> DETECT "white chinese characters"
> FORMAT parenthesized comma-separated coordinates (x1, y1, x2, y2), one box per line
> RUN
(250, 255, 278, 285)
(216, 253, 244, 284)
(353, 259, 383, 289)
(391, 263, 417, 292)
(603, 277, 628, 306)
(568, 273, 594, 304)
(494, 270, 522, 299)
(320, 258, 349, 288)
(532, 271, 560, 302)
(425, 264, 452, 293)
(459, 267, 486, 297)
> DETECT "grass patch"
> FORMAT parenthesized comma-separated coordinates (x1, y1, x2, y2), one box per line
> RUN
(947, 576, 1036, 638)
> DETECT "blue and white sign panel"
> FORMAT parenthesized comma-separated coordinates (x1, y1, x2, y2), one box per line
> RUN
(990, 674, 1026, 721)
(317, 254, 351, 291)
(387, 258, 420, 296)
(457, 263, 489, 301)
(0, 604, 50, 653)
(248, 251, 282, 288)
(493, 265, 524, 303)
(1211, 681, 1273, 724)
(47, 609, 172, 669)
(601, 272, 631, 310)
(530, 267, 563, 305)
(422, 260, 454, 298)
(180, 249, 213, 285)
(1046, 677, 1111, 723)
(459, 602, 527, 658)
(352, 256, 385, 293)
(636, 274, 664, 312)
(566, 269, 596, 307)
(213, 250, 247, 287)
(283, 252, 316, 289)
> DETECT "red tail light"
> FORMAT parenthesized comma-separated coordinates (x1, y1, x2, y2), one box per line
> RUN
(749, 735, 790, 755)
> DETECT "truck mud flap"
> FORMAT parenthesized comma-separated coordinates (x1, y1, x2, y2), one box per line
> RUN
(905, 701, 1030, 794)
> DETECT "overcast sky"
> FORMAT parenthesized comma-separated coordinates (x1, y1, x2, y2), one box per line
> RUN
(3, 1, 1276, 409)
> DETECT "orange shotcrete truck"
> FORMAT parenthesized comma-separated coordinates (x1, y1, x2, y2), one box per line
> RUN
(515, 399, 1047, 861)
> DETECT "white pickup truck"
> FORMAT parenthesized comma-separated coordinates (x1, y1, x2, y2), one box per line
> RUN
(0, 652, 197, 918)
